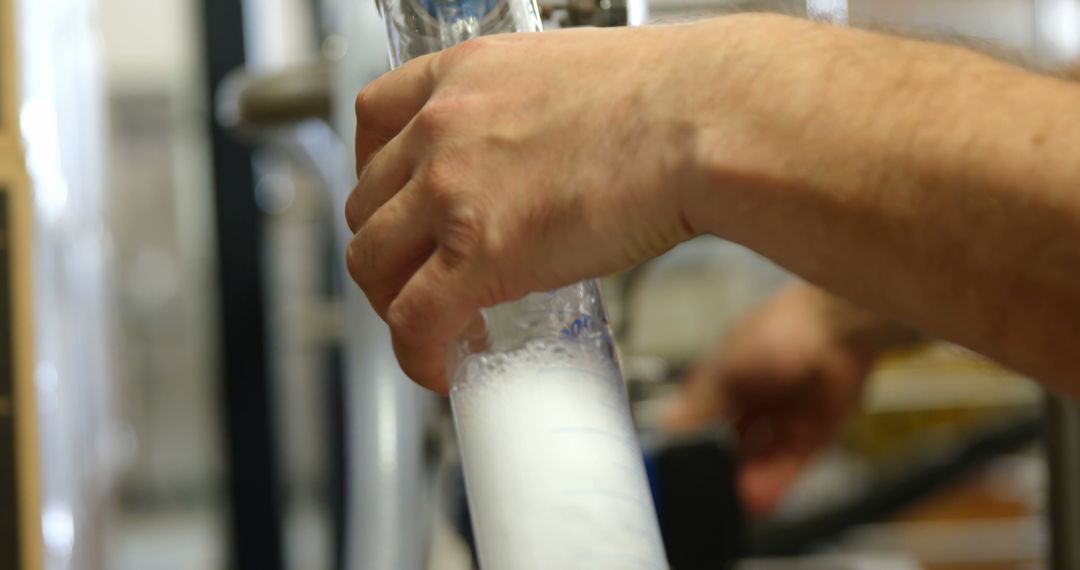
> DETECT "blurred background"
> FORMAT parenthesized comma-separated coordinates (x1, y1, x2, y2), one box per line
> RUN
(2, 0, 1080, 569)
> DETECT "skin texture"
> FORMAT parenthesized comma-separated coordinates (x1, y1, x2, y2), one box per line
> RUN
(347, 14, 1080, 510)
(348, 14, 1080, 394)
(683, 17, 1080, 396)
(347, 25, 700, 393)
(664, 59, 1080, 516)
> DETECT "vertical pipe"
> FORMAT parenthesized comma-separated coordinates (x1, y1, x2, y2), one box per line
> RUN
(199, 0, 284, 568)
(241, 0, 317, 71)
(330, 3, 435, 568)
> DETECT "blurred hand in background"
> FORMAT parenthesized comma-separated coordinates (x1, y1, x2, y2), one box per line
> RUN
(664, 283, 922, 516)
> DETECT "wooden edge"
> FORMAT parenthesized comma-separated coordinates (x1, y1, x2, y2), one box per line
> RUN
(0, 160, 43, 570)
(0, 0, 16, 138)
(15, 170, 42, 570)
(1, 0, 40, 564)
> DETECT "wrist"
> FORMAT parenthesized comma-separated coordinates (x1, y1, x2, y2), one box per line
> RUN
(677, 14, 843, 242)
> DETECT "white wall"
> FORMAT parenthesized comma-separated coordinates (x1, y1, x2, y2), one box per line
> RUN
(99, 0, 199, 91)
(853, 0, 1038, 55)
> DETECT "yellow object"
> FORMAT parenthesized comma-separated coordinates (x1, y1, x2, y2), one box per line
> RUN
(0, 0, 43, 566)
(847, 343, 1039, 464)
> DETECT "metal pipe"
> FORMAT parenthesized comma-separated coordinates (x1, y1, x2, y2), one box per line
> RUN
(331, 4, 437, 566)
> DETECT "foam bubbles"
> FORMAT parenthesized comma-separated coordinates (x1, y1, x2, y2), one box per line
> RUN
(451, 339, 668, 569)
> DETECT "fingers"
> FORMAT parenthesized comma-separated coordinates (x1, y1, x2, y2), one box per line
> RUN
(355, 53, 439, 176)
(385, 248, 485, 393)
(346, 184, 437, 317)
(350, 54, 485, 394)
(733, 409, 828, 517)
(347, 129, 418, 233)
(347, 166, 477, 396)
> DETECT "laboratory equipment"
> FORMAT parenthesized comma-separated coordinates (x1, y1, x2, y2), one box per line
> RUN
(378, 0, 541, 65)
(451, 283, 668, 569)
(372, 0, 666, 566)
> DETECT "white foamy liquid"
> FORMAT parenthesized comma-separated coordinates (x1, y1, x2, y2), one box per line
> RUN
(451, 340, 668, 570)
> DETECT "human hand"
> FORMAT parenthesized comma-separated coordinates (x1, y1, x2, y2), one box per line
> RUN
(663, 285, 897, 516)
(346, 25, 710, 392)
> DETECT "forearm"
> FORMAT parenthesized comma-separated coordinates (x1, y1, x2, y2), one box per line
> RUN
(681, 16, 1080, 393)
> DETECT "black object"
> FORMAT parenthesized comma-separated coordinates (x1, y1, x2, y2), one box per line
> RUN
(448, 465, 479, 569)
(0, 191, 20, 570)
(325, 346, 347, 570)
(325, 235, 347, 570)
(199, 1, 284, 568)
(1045, 396, 1080, 570)
(654, 431, 746, 570)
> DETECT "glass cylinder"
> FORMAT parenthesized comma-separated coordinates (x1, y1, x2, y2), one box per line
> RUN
(377, 0, 541, 66)
(451, 282, 668, 569)
(372, 1, 667, 567)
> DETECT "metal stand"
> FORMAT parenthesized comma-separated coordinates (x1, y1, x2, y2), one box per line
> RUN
(200, 0, 284, 568)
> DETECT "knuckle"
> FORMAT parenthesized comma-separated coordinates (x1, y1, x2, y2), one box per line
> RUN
(422, 160, 461, 207)
(344, 185, 362, 232)
(440, 202, 487, 268)
(347, 233, 396, 316)
(421, 147, 476, 205)
(353, 220, 386, 280)
(445, 35, 494, 62)
(413, 92, 468, 137)
(354, 84, 377, 128)
(387, 296, 425, 345)
(418, 156, 500, 270)
(413, 103, 446, 136)
(345, 238, 367, 289)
